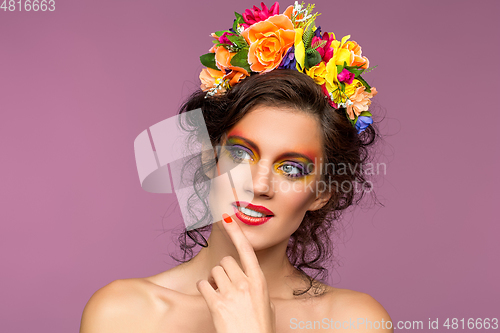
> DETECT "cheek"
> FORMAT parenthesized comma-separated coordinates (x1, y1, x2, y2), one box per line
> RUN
(275, 180, 318, 222)
(216, 150, 246, 175)
(273, 175, 323, 223)
(266, 190, 313, 244)
(275, 175, 319, 204)
(207, 162, 238, 222)
(215, 154, 230, 175)
(285, 191, 315, 215)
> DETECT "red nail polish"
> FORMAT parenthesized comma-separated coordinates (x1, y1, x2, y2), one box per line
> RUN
(222, 213, 232, 223)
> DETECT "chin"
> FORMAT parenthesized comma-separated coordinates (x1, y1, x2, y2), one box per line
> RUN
(241, 231, 283, 252)
(247, 241, 269, 252)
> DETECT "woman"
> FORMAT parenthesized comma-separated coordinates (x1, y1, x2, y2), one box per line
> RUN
(80, 2, 392, 332)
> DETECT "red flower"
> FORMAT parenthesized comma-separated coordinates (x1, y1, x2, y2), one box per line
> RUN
(242, 2, 280, 29)
(321, 84, 338, 109)
(312, 32, 335, 63)
(337, 68, 355, 85)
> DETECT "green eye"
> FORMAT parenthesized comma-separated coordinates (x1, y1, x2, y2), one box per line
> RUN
(278, 161, 308, 179)
(226, 145, 253, 163)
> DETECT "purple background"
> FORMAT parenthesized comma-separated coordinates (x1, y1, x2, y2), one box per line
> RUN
(1, 0, 499, 332)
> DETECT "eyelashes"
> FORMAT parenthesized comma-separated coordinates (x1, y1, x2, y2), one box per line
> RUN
(279, 161, 309, 179)
(225, 145, 253, 163)
(223, 144, 312, 179)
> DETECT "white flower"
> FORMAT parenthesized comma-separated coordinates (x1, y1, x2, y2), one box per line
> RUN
(292, 1, 313, 22)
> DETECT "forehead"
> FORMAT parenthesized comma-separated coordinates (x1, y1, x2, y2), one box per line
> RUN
(226, 105, 323, 158)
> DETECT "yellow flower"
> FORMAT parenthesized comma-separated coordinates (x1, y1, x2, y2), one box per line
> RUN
(343, 40, 369, 69)
(326, 78, 364, 105)
(345, 79, 363, 97)
(305, 62, 326, 85)
(324, 56, 338, 87)
(323, 35, 367, 105)
(326, 34, 370, 69)
(330, 35, 353, 66)
(324, 57, 345, 103)
(294, 28, 305, 71)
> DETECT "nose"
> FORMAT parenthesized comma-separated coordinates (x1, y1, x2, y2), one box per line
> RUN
(243, 158, 275, 199)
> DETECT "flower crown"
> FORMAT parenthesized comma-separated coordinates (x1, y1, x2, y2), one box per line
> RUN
(199, 1, 378, 134)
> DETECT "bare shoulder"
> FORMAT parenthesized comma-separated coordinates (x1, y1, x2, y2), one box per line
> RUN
(325, 287, 393, 332)
(79, 278, 168, 333)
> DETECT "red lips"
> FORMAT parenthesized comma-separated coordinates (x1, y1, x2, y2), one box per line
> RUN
(231, 201, 274, 226)
(232, 201, 274, 216)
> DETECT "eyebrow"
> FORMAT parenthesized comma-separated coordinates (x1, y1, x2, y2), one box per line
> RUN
(226, 135, 316, 164)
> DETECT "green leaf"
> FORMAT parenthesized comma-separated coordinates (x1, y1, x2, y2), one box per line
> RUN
(311, 40, 326, 50)
(226, 34, 247, 49)
(357, 75, 372, 93)
(302, 22, 315, 50)
(359, 111, 372, 117)
(362, 65, 378, 74)
(345, 64, 378, 77)
(305, 50, 322, 69)
(351, 69, 365, 77)
(233, 12, 244, 31)
(336, 65, 344, 74)
(200, 53, 218, 71)
(214, 30, 233, 37)
(230, 48, 251, 73)
(345, 66, 364, 77)
(348, 115, 357, 126)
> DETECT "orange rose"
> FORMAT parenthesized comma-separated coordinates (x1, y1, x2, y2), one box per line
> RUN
(283, 5, 293, 19)
(342, 41, 369, 69)
(199, 68, 223, 91)
(213, 45, 249, 87)
(241, 14, 295, 73)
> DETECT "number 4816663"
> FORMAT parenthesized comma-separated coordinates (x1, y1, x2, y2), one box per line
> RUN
(1, 0, 55, 11)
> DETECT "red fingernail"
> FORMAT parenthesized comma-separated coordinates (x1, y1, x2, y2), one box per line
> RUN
(222, 213, 232, 223)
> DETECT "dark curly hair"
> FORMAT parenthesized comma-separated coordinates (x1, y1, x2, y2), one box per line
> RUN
(169, 69, 379, 296)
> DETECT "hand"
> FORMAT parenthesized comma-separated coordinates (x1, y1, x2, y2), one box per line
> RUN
(196, 213, 276, 333)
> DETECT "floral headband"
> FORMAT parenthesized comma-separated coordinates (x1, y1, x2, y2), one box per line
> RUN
(199, 1, 378, 134)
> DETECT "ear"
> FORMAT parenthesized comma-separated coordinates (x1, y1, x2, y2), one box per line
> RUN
(307, 190, 332, 212)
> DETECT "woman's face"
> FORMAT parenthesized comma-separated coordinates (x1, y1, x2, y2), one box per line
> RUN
(208, 105, 330, 251)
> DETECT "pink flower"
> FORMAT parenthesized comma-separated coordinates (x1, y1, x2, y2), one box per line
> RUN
(312, 32, 335, 63)
(337, 68, 355, 85)
(346, 86, 378, 120)
(242, 2, 280, 29)
(218, 32, 235, 45)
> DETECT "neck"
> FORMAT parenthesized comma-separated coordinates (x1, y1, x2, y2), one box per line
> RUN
(183, 221, 305, 300)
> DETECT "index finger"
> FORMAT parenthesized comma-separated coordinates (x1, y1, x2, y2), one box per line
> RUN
(222, 213, 262, 277)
